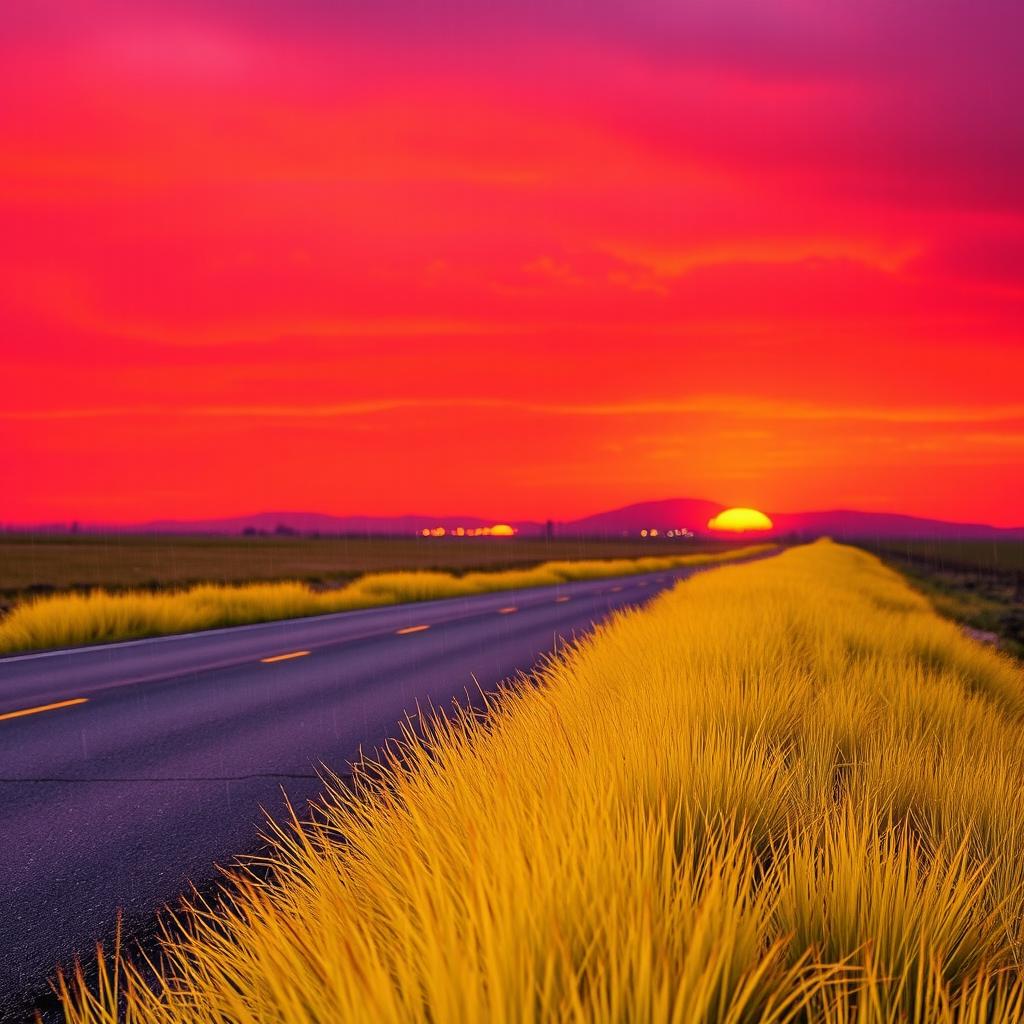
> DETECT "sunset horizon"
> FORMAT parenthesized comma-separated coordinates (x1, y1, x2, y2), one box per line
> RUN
(3, 2, 1023, 528)
(3, 4, 1023, 1019)
(5, 493, 1023, 536)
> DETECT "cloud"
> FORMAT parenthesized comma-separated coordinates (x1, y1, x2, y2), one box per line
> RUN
(3, 0, 1022, 525)
(912, 233, 1024, 292)
(6, 395, 1022, 426)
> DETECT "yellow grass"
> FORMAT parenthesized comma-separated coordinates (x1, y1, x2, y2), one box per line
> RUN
(0, 545, 773, 654)
(58, 541, 1024, 1022)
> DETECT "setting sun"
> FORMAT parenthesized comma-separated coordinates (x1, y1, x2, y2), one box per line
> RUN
(707, 508, 774, 532)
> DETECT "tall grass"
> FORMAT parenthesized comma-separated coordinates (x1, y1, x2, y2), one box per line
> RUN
(0, 545, 772, 654)
(58, 541, 1024, 1022)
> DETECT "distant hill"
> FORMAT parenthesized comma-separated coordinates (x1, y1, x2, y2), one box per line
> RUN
(767, 508, 1024, 541)
(6, 500, 1022, 540)
(136, 511, 545, 536)
(561, 498, 723, 535)
(561, 500, 1023, 540)
(561, 500, 1023, 541)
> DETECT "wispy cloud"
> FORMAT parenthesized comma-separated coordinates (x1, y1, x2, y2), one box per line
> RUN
(6, 396, 1023, 425)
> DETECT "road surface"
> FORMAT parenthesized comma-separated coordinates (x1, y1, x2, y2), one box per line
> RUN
(0, 558, 759, 1016)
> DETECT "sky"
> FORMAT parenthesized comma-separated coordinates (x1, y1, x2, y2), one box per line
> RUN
(2, 1, 1023, 526)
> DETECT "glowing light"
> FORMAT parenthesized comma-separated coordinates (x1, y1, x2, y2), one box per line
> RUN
(707, 508, 774, 532)
(421, 524, 515, 538)
(640, 529, 648, 537)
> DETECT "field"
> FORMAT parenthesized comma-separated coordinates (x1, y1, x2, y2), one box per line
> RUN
(868, 539, 1024, 576)
(0, 533, 738, 600)
(862, 540, 1024, 659)
(0, 545, 773, 654)
(61, 541, 1024, 1022)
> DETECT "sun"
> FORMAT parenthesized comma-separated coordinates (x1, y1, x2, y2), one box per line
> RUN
(707, 507, 774, 532)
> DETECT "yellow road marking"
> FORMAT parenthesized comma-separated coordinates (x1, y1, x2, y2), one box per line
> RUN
(0, 697, 89, 723)
(396, 625, 431, 635)
(610, 586, 623, 592)
(260, 650, 311, 664)
(498, 607, 518, 614)
(555, 595, 571, 603)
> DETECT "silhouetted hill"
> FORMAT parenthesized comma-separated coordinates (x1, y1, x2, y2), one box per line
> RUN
(6, 501, 1022, 540)
(560, 500, 1023, 540)
(137, 511, 543, 536)
(768, 509, 1024, 541)
(560, 499, 724, 536)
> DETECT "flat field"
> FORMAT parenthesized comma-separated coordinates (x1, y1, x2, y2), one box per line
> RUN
(869, 538, 1024, 575)
(0, 533, 736, 598)
(863, 540, 1024, 659)
(61, 541, 1024, 1022)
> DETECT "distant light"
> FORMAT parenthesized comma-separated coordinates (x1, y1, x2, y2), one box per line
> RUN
(490, 523, 516, 537)
(455, 527, 465, 536)
(421, 528, 431, 537)
(650, 528, 659, 537)
(640, 529, 648, 538)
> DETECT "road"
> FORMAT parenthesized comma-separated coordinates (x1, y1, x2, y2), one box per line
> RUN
(0, 558, 756, 1016)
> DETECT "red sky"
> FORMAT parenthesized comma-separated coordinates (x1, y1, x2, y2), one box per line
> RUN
(2, 1, 1023, 525)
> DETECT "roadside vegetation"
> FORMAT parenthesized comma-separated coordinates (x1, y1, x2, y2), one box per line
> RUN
(864, 540, 1024, 659)
(60, 542, 1024, 1022)
(0, 546, 772, 654)
(0, 533, 740, 602)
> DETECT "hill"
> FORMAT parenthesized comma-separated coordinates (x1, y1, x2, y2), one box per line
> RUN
(6, 501, 1022, 540)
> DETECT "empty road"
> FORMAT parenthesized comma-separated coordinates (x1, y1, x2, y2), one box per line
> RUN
(0, 557, 762, 1016)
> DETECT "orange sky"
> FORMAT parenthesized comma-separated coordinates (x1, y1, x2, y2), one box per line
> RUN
(2, 2, 1022, 525)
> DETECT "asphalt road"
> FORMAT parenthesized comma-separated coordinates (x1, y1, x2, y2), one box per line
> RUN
(0, 559, 756, 1016)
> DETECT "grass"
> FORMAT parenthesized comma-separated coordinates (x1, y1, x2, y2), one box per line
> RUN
(0, 545, 773, 654)
(0, 534, 741, 599)
(58, 541, 1024, 1022)
(860, 541, 1024, 660)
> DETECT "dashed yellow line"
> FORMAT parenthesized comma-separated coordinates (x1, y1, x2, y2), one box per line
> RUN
(555, 596, 571, 603)
(498, 607, 518, 615)
(396, 625, 431, 635)
(610, 586, 623, 593)
(0, 697, 89, 723)
(260, 650, 311, 664)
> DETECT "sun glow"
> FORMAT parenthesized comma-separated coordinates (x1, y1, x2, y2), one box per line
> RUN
(707, 507, 774, 532)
